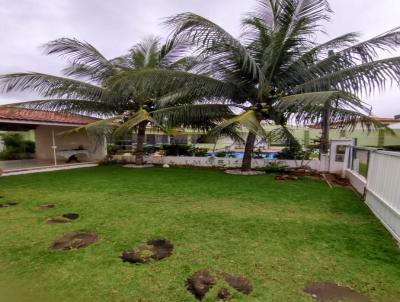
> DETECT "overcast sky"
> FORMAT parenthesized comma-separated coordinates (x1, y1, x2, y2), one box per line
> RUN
(1, 0, 399, 117)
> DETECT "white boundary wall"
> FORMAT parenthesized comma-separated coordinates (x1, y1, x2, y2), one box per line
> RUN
(365, 150, 400, 242)
(345, 169, 367, 195)
(114, 155, 322, 170)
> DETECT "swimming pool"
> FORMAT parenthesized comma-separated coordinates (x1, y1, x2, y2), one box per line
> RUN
(209, 151, 279, 159)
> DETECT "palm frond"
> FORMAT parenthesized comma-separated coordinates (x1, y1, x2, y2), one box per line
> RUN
(4, 99, 117, 116)
(152, 104, 234, 130)
(108, 69, 242, 101)
(295, 56, 400, 95)
(114, 109, 165, 137)
(0, 72, 108, 100)
(59, 115, 123, 140)
(43, 38, 116, 81)
(165, 13, 263, 82)
(209, 110, 268, 138)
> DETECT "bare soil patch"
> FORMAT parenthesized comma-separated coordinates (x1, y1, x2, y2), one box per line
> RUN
(50, 232, 99, 250)
(62, 213, 79, 220)
(304, 282, 370, 302)
(121, 239, 173, 264)
(275, 175, 299, 181)
(221, 273, 253, 295)
(0, 202, 18, 208)
(37, 204, 56, 210)
(186, 269, 216, 300)
(225, 169, 265, 176)
(46, 217, 70, 224)
(217, 288, 231, 300)
(186, 270, 253, 300)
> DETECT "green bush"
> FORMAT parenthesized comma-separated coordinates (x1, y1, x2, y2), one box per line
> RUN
(162, 144, 192, 156)
(214, 151, 236, 158)
(0, 133, 35, 160)
(277, 139, 309, 160)
(161, 144, 209, 156)
(192, 147, 209, 157)
(142, 145, 160, 155)
(257, 162, 288, 173)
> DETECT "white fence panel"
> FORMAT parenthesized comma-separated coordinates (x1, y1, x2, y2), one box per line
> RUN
(365, 151, 400, 242)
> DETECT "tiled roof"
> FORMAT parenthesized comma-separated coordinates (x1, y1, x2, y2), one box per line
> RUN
(0, 107, 98, 125)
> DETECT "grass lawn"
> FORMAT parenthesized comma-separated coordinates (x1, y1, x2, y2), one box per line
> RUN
(0, 166, 399, 301)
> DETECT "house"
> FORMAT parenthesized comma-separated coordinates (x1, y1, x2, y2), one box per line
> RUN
(0, 107, 106, 162)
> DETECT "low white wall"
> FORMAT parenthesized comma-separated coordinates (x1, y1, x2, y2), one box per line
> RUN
(364, 151, 400, 243)
(345, 169, 366, 195)
(114, 155, 322, 170)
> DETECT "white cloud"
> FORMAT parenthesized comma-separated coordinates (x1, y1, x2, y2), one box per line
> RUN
(0, 0, 399, 117)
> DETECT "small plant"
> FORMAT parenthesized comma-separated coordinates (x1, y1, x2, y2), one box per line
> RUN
(215, 151, 236, 158)
(107, 143, 118, 155)
(257, 162, 288, 173)
(192, 147, 209, 157)
(98, 158, 128, 166)
(143, 146, 161, 155)
(162, 144, 192, 156)
(0, 132, 35, 160)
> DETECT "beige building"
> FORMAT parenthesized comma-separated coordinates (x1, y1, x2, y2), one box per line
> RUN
(0, 107, 106, 163)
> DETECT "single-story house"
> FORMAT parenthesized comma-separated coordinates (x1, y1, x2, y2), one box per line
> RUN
(0, 107, 106, 162)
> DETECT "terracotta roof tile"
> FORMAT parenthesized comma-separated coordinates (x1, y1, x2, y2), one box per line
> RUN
(0, 107, 98, 125)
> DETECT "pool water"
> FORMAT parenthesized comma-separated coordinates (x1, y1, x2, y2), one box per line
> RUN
(209, 152, 279, 159)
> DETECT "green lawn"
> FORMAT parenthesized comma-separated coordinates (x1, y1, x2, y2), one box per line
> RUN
(0, 166, 399, 301)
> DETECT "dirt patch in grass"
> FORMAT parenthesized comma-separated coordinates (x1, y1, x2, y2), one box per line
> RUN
(186, 270, 253, 300)
(0, 202, 18, 208)
(62, 213, 79, 220)
(275, 175, 299, 181)
(46, 213, 79, 224)
(304, 282, 370, 302)
(46, 217, 70, 224)
(121, 239, 174, 264)
(221, 273, 253, 295)
(50, 232, 99, 250)
(36, 204, 56, 210)
(186, 269, 216, 300)
(217, 288, 231, 300)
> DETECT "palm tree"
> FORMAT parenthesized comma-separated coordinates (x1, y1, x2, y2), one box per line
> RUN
(156, 0, 400, 170)
(0, 37, 237, 165)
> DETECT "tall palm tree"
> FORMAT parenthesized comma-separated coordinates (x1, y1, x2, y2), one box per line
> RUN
(154, 0, 400, 170)
(0, 37, 237, 165)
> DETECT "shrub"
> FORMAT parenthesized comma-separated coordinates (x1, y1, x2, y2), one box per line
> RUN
(277, 139, 309, 160)
(0, 133, 35, 160)
(214, 151, 236, 158)
(162, 144, 192, 156)
(256, 162, 288, 173)
(192, 147, 209, 157)
(163, 145, 211, 156)
(143, 145, 161, 155)
(107, 143, 119, 155)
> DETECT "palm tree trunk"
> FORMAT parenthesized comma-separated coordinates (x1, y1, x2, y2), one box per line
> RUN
(135, 121, 148, 165)
(241, 132, 257, 171)
(320, 106, 330, 155)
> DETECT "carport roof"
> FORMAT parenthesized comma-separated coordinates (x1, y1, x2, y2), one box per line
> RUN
(0, 107, 98, 126)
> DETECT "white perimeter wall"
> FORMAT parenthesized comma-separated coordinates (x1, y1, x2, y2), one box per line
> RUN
(115, 154, 322, 170)
(364, 151, 400, 243)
